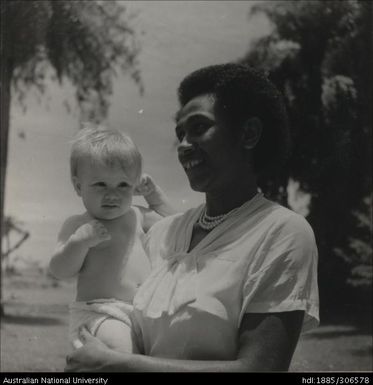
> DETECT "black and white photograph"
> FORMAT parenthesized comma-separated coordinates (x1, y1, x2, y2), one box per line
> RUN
(1, 0, 372, 375)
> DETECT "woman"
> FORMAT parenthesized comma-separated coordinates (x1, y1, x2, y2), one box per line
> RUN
(66, 63, 319, 372)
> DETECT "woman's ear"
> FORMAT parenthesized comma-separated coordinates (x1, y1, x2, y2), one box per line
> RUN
(72, 176, 82, 197)
(241, 117, 262, 149)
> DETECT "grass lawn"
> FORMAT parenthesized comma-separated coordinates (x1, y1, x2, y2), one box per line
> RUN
(1, 269, 372, 372)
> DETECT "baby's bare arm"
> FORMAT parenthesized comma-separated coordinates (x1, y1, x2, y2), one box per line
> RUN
(135, 174, 177, 217)
(49, 217, 110, 279)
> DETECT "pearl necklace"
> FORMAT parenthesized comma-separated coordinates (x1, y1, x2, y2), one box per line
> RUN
(197, 192, 261, 231)
(197, 205, 241, 231)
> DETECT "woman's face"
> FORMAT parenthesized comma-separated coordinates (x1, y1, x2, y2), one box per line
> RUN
(175, 94, 246, 193)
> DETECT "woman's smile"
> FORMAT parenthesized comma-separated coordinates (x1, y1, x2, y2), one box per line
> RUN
(179, 153, 210, 187)
(183, 158, 204, 170)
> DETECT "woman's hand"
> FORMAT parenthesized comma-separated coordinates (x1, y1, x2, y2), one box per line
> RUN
(65, 327, 123, 372)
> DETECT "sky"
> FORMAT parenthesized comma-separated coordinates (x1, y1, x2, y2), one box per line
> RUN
(4, 1, 273, 267)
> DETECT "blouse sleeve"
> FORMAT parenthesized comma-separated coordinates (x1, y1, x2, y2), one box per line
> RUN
(240, 214, 319, 333)
(143, 213, 182, 268)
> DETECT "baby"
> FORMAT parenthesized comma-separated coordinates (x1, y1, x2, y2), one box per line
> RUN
(49, 125, 175, 353)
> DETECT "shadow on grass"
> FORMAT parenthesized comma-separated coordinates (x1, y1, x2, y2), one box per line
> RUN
(3, 300, 69, 314)
(1, 313, 66, 326)
(318, 303, 372, 332)
(349, 346, 373, 358)
(304, 327, 371, 339)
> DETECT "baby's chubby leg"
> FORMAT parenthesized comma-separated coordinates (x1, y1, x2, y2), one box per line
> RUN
(94, 318, 139, 354)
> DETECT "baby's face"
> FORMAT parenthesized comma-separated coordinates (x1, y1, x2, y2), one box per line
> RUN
(73, 159, 137, 220)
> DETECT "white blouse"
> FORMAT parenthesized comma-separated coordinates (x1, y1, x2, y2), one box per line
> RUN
(132, 193, 319, 359)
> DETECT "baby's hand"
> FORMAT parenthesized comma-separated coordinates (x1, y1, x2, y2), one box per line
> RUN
(134, 174, 157, 197)
(72, 220, 111, 248)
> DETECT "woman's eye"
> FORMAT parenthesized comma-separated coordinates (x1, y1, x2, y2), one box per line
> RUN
(193, 122, 209, 134)
(118, 182, 129, 188)
(175, 120, 210, 142)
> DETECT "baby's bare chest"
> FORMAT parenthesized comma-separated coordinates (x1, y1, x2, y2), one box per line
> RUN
(82, 219, 139, 272)
(89, 240, 130, 264)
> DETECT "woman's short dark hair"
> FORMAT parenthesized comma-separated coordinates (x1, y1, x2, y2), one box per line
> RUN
(177, 63, 291, 175)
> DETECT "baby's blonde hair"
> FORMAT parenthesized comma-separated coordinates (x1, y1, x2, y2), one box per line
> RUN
(70, 123, 142, 183)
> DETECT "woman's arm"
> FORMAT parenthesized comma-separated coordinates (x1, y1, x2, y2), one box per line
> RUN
(236, 310, 304, 371)
(65, 311, 304, 372)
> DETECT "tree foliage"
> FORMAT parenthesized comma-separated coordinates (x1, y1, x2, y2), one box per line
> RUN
(241, 0, 372, 306)
(335, 196, 372, 290)
(1, 0, 142, 218)
(7, 0, 143, 120)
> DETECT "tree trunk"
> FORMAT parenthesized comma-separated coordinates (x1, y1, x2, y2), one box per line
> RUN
(1, 0, 12, 316)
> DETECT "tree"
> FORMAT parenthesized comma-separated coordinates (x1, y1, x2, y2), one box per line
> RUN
(241, 0, 372, 310)
(0, 0, 143, 314)
(1, 0, 143, 228)
(335, 196, 372, 292)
